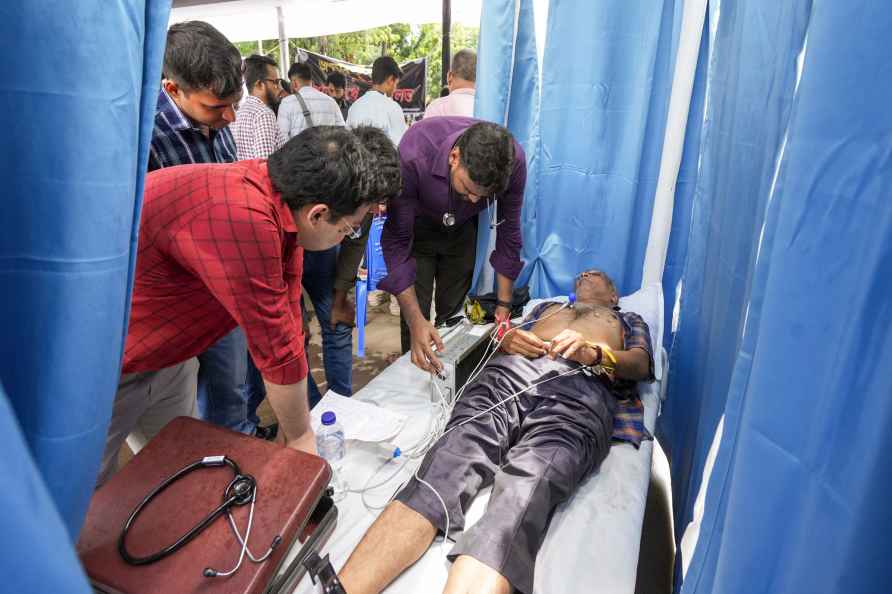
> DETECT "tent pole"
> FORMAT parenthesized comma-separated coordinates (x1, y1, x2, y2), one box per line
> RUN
(277, 5, 289, 70)
(441, 0, 451, 88)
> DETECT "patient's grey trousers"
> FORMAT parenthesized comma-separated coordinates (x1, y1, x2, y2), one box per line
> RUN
(395, 354, 616, 594)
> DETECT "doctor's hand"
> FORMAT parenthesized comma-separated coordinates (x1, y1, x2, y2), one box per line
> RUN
(409, 318, 445, 374)
(276, 428, 318, 455)
(500, 329, 548, 358)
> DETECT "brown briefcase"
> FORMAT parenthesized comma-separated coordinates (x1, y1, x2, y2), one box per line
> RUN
(77, 416, 332, 594)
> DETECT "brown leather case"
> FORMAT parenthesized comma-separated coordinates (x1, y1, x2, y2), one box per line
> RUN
(77, 417, 330, 594)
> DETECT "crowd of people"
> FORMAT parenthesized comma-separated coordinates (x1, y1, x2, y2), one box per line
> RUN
(101, 19, 656, 594)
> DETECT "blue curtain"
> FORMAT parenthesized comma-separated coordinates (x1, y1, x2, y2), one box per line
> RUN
(473, 0, 540, 294)
(659, 1, 813, 555)
(0, 385, 92, 592)
(476, 0, 684, 298)
(0, 0, 171, 544)
(682, 1, 892, 591)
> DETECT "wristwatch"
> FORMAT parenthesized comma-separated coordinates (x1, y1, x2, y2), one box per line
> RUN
(496, 299, 512, 310)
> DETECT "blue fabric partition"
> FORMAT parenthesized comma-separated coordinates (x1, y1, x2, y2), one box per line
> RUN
(517, 0, 681, 297)
(475, 0, 683, 297)
(0, 0, 171, 538)
(0, 386, 92, 592)
(473, 0, 540, 294)
(659, 0, 812, 549)
(683, 2, 892, 591)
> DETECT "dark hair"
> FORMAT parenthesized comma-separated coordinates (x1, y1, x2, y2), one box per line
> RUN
(371, 56, 402, 85)
(244, 54, 277, 90)
(326, 72, 347, 89)
(279, 79, 292, 94)
(351, 125, 402, 203)
(439, 86, 450, 98)
(454, 122, 516, 194)
(163, 21, 242, 98)
(451, 49, 477, 82)
(268, 126, 373, 218)
(288, 62, 312, 81)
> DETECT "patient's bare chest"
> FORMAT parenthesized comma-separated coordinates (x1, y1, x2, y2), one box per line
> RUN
(531, 304, 624, 350)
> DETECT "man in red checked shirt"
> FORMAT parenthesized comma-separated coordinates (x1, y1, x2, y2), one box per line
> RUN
(97, 126, 377, 484)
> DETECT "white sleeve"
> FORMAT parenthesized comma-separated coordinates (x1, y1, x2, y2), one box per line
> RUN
(345, 102, 358, 129)
(389, 101, 408, 146)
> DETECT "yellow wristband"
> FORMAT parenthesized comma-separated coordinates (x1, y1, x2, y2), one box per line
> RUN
(585, 341, 617, 368)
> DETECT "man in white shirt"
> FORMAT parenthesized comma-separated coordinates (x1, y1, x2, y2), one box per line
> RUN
(232, 54, 285, 160)
(424, 49, 476, 119)
(278, 62, 344, 140)
(346, 56, 408, 147)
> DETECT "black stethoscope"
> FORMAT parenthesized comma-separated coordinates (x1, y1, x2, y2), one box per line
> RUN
(443, 183, 504, 230)
(119, 455, 281, 578)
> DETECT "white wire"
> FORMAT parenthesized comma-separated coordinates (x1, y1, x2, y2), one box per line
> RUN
(415, 473, 451, 556)
(225, 508, 276, 563)
(440, 365, 584, 441)
(210, 492, 255, 577)
(450, 301, 571, 406)
(357, 301, 577, 547)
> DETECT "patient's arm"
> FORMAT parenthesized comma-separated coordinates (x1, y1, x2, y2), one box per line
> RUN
(548, 328, 651, 381)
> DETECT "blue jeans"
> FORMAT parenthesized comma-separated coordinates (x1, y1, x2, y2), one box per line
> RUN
(196, 327, 265, 434)
(303, 246, 354, 408)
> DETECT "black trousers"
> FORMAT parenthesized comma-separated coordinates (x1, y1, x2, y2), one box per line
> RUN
(395, 354, 616, 594)
(399, 215, 477, 353)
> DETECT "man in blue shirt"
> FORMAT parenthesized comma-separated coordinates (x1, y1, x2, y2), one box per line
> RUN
(145, 21, 270, 439)
(148, 21, 240, 170)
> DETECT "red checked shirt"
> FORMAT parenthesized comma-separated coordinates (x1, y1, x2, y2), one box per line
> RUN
(123, 160, 308, 385)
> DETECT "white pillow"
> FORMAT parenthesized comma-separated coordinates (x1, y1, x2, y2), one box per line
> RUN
(521, 282, 664, 380)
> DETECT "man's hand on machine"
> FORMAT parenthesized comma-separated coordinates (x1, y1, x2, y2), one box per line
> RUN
(409, 318, 445, 374)
(500, 329, 549, 358)
(547, 329, 601, 366)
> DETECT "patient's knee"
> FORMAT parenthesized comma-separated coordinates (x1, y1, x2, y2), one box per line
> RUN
(443, 555, 512, 594)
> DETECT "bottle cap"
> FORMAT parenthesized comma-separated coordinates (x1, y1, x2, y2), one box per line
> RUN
(568, 292, 577, 305)
(321, 411, 336, 426)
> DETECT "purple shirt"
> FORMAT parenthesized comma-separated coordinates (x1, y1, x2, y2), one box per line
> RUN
(379, 116, 526, 295)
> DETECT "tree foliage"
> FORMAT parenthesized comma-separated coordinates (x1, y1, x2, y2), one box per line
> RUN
(235, 23, 479, 105)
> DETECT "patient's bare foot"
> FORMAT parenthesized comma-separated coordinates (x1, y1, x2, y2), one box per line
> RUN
(442, 555, 512, 594)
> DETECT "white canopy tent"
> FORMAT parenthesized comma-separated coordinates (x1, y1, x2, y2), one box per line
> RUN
(169, 0, 483, 42)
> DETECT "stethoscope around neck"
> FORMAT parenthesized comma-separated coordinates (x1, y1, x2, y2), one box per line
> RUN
(118, 455, 282, 578)
(442, 192, 504, 230)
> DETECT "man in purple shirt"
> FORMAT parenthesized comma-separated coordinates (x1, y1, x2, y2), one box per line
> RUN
(379, 117, 526, 372)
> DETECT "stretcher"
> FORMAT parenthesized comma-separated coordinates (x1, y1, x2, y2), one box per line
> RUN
(286, 284, 665, 594)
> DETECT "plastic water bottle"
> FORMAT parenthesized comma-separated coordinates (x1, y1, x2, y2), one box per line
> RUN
(316, 411, 347, 501)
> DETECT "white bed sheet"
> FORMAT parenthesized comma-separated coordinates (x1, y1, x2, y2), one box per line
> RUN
(287, 354, 661, 594)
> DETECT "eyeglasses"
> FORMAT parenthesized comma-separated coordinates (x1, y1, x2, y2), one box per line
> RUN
(262, 78, 282, 86)
(341, 219, 362, 240)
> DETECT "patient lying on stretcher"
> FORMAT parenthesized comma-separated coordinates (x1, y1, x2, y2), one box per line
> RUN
(338, 270, 654, 594)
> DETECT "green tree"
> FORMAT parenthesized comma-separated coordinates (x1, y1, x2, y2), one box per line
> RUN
(236, 23, 479, 105)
